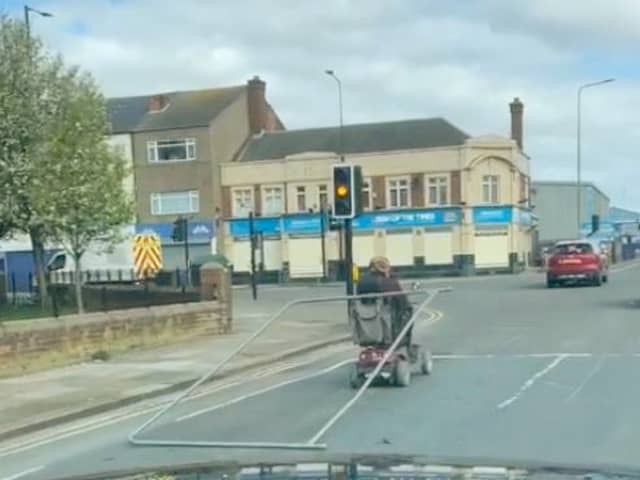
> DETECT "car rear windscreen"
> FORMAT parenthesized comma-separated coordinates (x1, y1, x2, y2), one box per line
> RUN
(554, 243, 594, 255)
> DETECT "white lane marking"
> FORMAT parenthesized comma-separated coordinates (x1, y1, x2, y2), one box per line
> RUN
(175, 358, 353, 422)
(565, 356, 606, 403)
(0, 349, 352, 458)
(434, 352, 591, 359)
(497, 355, 567, 410)
(0, 466, 44, 480)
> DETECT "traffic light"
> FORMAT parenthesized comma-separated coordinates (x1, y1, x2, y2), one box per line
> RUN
(591, 214, 600, 234)
(171, 218, 187, 242)
(332, 164, 363, 219)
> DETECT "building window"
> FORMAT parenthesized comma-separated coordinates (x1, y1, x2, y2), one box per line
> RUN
(387, 177, 410, 208)
(150, 190, 199, 215)
(232, 188, 254, 217)
(262, 186, 284, 216)
(362, 179, 372, 210)
(318, 184, 328, 210)
(427, 175, 448, 206)
(482, 175, 500, 203)
(296, 186, 306, 212)
(147, 139, 196, 162)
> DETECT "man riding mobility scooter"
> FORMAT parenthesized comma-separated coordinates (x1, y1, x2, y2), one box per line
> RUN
(349, 256, 433, 388)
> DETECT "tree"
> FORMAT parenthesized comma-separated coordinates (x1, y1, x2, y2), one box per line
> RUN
(0, 16, 133, 312)
(0, 16, 65, 306)
(33, 72, 133, 313)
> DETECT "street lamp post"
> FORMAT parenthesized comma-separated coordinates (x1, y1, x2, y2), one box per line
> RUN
(24, 5, 53, 38)
(577, 78, 614, 235)
(325, 70, 344, 163)
(325, 69, 353, 295)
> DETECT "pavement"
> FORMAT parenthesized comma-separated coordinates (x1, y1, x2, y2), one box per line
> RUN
(3, 262, 640, 480)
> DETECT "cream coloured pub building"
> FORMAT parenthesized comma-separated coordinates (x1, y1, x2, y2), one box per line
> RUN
(219, 98, 534, 281)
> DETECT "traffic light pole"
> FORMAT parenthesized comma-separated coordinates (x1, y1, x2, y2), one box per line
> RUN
(344, 218, 354, 295)
(320, 204, 327, 281)
(249, 211, 257, 301)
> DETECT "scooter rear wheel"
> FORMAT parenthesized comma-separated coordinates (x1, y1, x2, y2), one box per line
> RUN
(394, 359, 411, 387)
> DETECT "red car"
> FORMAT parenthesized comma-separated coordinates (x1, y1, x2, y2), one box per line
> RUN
(546, 240, 609, 288)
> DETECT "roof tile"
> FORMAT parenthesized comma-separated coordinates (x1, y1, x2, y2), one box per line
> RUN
(240, 117, 469, 161)
(107, 86, 245, 133)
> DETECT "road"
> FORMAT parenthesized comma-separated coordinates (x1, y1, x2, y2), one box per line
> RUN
(3, 264, 640, 480)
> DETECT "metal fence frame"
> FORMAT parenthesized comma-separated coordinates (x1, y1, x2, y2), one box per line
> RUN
(128, 286, 451, 450)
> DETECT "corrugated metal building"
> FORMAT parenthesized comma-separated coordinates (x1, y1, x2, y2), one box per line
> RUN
(532, 181, 610, 243)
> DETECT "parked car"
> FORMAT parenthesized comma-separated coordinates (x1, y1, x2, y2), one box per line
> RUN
(546, 240, 609, 288)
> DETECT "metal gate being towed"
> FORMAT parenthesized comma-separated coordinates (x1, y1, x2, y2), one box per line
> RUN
(128, 287, 450, 450)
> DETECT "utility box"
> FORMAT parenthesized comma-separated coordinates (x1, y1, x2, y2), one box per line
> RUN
(200, 262, 232, 328)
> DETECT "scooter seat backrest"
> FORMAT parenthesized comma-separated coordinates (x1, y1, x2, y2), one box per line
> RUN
(354, 299, 382, 322)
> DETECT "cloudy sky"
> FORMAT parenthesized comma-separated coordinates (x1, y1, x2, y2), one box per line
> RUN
(3, 0, 640, 209)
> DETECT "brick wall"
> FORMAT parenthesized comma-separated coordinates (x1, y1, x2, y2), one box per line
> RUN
(0, 301, 231, 378)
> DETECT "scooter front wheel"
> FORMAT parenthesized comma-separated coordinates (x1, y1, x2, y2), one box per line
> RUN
(350, 364, 364, 389)
(420, 348, 433, 375)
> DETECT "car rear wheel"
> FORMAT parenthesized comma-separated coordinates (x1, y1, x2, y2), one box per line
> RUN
(603, 274, 608, 283)
(592, 273, 602, 287)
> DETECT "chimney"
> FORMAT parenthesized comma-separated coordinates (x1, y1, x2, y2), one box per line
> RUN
(149, 94, 168, 112)
(247, 75, 267, 135)
(509, 97, 524, 150)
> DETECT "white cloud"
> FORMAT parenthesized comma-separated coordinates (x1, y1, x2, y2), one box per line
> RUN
(15, 0, 640, 209)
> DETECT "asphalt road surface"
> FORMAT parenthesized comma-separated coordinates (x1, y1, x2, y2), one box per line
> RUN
(4, 264, 640, 480)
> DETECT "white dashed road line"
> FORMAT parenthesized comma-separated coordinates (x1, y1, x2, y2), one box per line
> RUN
(0, 466, 44, 480)
(497, 355, 567, 410)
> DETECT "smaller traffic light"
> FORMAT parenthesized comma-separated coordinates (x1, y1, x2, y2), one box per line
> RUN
(332, 164, 363, 219)
(591, 214, 600, 234)
(171, 218, 187, 242)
